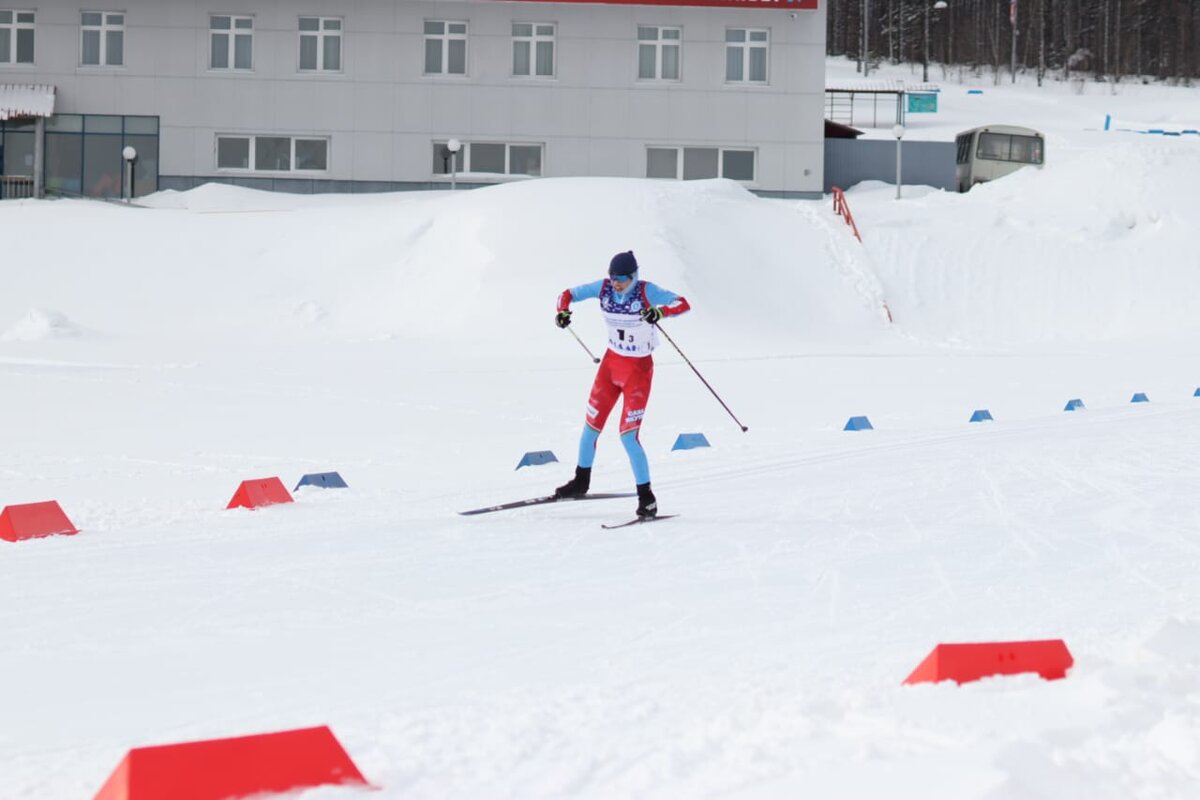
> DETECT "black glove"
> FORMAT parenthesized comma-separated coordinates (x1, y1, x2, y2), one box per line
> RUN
(640, 306, 664, 325)
(555, 310, 572, 329)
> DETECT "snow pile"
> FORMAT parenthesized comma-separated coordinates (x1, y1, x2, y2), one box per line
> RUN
(2, 179, 890, 353)
(389, 177, 888, 351)
(0, 307, 85, 341)
(850, 139, 1200, 345)
(8, 140, 1199, 353)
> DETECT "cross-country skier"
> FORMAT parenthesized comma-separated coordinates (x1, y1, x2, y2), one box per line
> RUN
(552, 250, 691, 518)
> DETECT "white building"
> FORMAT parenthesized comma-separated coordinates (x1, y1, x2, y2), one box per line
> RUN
(0, 0, 826, 199)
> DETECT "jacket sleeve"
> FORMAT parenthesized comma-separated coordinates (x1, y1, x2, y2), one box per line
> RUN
(644, 283, 691, 318)
(557, 280, 605, 311)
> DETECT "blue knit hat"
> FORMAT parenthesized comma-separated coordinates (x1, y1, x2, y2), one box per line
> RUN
(608, 250, 638, 278)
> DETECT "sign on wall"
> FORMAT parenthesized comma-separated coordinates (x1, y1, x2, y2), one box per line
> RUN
(490, 0, 818, 8)
(907, 93, 939, 113)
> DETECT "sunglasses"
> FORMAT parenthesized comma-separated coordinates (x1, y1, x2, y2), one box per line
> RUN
(610, 273, 634, 283)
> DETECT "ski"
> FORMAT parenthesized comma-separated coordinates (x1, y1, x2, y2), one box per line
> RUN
(459, 492, 634, 516)
(601, 514, 680, 530)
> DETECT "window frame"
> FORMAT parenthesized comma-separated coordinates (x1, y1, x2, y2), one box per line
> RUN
(644, 145, 757, 183)
(215, 134, 330, 174)
(209, 14, 254, 71)
(636, 25, 681, 82)
(432, 140, 543, 177)
(0, 9, 35, 65)
(80, 11, 124, 67)
(511, 21, 555, 78)
(298, 15, 342, 72)
(725, 27, 769, 84)
(423, 19, 468, 76)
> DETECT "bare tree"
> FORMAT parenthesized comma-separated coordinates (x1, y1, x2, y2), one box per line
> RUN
(827, 0, 1200, 83)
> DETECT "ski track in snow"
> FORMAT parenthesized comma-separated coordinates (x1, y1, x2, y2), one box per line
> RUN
(4, 347, 1200, 798)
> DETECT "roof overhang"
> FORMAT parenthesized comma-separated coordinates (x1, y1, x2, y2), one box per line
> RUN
(0, 84, 56, 121)
(825, 81, 940, 94)
(824, 119, 865, 139)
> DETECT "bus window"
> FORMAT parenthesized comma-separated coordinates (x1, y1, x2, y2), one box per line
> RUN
(955, 134, 972, 165)
(1009, 135, 1044, 164)
(977, 132, 1011, 161)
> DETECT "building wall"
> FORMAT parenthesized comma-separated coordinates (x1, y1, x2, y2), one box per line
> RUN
(13, 0, 826, 194)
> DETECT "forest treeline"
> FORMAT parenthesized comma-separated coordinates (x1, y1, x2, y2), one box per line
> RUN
(826, 0, 1200, 84)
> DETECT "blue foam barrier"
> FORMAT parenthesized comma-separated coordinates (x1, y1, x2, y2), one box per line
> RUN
(294, 471, 349, 490)
(515, 450, 558, 470)
(1064, 399, 1086, 411)
(967, 89, 983, 94)
(844, 416, 874, 431)
(1194, 388, 1200, 397)
(1131, 393, 1150, 403)
(672, 433, 711, 451)
(969, 409, 993, 423)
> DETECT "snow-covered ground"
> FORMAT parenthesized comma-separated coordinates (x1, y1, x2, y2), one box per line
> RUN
(3, 59, 1200, 799)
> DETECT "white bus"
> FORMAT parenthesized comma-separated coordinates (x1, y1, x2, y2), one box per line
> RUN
(955, 125, 1045, 192)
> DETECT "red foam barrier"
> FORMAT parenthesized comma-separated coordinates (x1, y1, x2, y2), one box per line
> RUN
(0, 500, 80, 542)
(903, 639, 1074, 685)
(226, 477, 294, 510)
(93, 725, 369, 800)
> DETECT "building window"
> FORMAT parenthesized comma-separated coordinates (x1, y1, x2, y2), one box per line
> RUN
(299, 16, 341, 71)
(512, 22, 554, 77)
(0, 10, 35, 64)
(216, 135, 328, 172)
(637, 26, 679, 81)
(424, 20, 466, 75)
(432, 141, 541, 176)
(725, 28, 767, 83)
(38, 113, 159, 198)
(646, 146, 755, 182)
(210, 15, 253, 70)
(81, 11, 123, 66)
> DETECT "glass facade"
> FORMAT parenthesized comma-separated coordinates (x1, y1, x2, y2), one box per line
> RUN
(0, 114, 160, 199)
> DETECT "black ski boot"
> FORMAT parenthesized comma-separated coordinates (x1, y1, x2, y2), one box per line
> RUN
(636, 482, 657, 518)
(554, 466, 591, 498)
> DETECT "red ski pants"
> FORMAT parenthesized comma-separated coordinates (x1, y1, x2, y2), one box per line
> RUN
(585, 351, 654, 434)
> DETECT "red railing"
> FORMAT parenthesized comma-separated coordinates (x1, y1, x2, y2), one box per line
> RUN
(831, 185, 892, 323)
(831, 186, 862, 242)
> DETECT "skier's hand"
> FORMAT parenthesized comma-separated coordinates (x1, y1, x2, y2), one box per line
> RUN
(555, 310, 573, 329)
(640, 306, 664, 325)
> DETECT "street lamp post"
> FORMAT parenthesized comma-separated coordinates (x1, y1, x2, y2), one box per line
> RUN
(121, 145, 137, 202)
(892, 124, 905, 200)
(445, 138, 462, 191)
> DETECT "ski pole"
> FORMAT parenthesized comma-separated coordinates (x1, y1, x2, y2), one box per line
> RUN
(655, 322, 749, 432)
(566, 326, 601, 363)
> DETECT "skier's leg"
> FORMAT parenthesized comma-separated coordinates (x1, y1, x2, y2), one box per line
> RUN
(616, 357, 656, 517)
(577, 425, 601, 468)
(556, 357, 619, 498)
(619, 429, 650, 485)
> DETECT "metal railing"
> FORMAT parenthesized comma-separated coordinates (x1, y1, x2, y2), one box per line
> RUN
(0, 175, 35, 199)
(831, 186, 862, 242)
